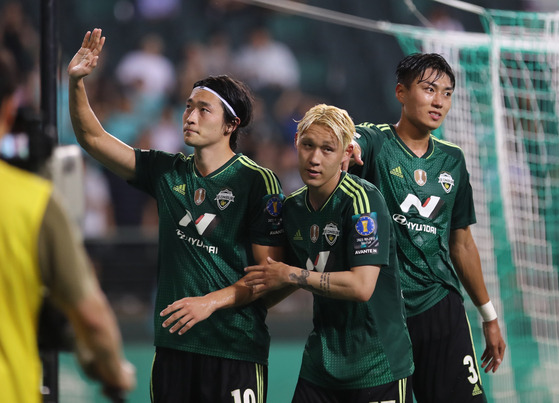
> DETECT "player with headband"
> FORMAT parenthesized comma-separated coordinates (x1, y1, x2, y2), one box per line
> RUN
(68, 28, 285, 402)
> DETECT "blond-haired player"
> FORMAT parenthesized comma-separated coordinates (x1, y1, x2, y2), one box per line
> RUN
(245, 104, 414, 402)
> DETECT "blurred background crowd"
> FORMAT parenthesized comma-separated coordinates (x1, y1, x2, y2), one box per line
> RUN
(1, 0, 555, 334)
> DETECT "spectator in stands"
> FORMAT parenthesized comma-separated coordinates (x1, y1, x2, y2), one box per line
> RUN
(0, 48, 135, 403)
(115, 33, 175, 97)
(233, 25, 300, 92)
(233, 25, 301, 145)
(428, 5, 464, 31)
(205, 30, 234, 76)
(136, 0, 180, 21)
(0, 1, 40, 107)
(174, 41, 210, 107)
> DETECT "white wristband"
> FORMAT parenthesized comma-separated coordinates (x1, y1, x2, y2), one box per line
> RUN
(477, 301, 498, 322)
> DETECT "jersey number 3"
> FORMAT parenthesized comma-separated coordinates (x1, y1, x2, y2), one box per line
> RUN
(463, 355, 479, 384)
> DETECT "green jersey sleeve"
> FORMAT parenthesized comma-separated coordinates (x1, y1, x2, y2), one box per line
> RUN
(345, 179, 392, 269)
(244, 162, 286, 246)
(450, 150, 476, 230)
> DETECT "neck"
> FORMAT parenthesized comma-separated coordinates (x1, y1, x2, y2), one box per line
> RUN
(307, 171, 342, 210)
(194, 145, 235, 177)
(393, 120, 431, 157)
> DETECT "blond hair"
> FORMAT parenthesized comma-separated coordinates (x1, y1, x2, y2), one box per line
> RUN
(296, 104, 355, 150)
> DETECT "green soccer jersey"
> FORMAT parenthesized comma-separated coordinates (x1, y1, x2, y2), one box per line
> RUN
(351, 123, 476, 317)
(284, 172, 414, 389)
(130, 149, 285, 365)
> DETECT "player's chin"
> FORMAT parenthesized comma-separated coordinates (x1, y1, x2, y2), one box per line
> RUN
(426, 118, 445, 131)
(183, 136, 196, 146)
(302, 176, 321, 187)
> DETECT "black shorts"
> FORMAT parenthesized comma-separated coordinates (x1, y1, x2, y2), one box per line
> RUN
(150, 347, 267, 403)
(407, 291, 487, 403)
(291, 376, 412, 403)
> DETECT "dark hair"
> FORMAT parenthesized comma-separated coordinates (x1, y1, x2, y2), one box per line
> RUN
(192, 75, 254, 151)
(396, 53, 455, 90)
(0, 48, 18, 105)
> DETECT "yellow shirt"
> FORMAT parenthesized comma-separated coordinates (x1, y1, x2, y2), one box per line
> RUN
(0, 159, 52, 403)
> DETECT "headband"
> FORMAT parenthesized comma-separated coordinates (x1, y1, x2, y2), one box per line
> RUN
(194, 86, 238, 118)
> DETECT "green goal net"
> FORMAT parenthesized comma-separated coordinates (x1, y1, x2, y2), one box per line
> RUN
(396, 9, 559, 402)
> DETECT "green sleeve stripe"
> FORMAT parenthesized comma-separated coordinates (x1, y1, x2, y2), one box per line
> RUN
(338, 183, 363, 214)
(357, 122, 376, 129)
(339, 176, 370, 214)
(238, 156, 280, 194)
(357, 122, 390, 132)
(286, 186, 306, 202)
(432, 135, 462, 150)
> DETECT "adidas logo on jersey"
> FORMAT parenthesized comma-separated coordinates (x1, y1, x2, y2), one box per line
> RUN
(390, 166, 403, 178)
(173, 184, 186, 195)
(472, 384, 483, 396)
(293, 229, 303, 241)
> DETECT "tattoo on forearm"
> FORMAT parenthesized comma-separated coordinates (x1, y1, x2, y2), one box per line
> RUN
(289, 269, 310, 288)
(319, 272, 331, 295)
(289, 269, 330, 296)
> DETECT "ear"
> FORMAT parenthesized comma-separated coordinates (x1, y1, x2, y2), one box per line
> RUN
(395, 83, 406, 105)
(224, 117, 240, 136)
(341, 141, 354, 164)
(294, 132, 299, 148)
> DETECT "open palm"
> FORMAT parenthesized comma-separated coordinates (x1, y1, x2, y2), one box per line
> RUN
(68, 28, 105, 79)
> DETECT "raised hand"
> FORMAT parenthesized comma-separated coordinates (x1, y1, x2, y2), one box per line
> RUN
(68, 28, 105, 80)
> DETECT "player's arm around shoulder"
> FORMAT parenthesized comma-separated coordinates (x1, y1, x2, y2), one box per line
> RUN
(68, 28, 136, 181)
(345, 123, 388, 172)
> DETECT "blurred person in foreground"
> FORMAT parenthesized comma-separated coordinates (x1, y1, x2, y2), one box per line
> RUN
(0, 49, 135, 402)
(68, 29, 284, 402)
(346, 53, 506, 402)
(245, 104, 414, 402)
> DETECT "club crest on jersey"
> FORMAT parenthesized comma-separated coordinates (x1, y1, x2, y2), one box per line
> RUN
(266, 196, 282, 217)
(323, 222, 340, 246)
(355, 215, 376, 236)
(194, 188, 206, 205)
(438, 172, 455, 193)
(310, 224, 320, 243)
(215, 188, 235, 210)
(414, 169, 427, 186)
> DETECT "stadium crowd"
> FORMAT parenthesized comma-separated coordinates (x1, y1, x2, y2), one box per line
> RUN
(1, 0, 537, 237)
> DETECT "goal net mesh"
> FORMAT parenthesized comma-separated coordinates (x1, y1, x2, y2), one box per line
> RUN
(395, 9, 559, 402)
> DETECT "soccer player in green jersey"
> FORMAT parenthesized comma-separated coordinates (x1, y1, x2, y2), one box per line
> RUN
(68, 29, 284, 402)
(346, 53, 507, 402)
(245, 104, 414, 402)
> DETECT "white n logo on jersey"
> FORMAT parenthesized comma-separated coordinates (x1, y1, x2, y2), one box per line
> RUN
(400, 194, 444, 219)
(305, 251, 330, 273)
(179, 210, 217, 235)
